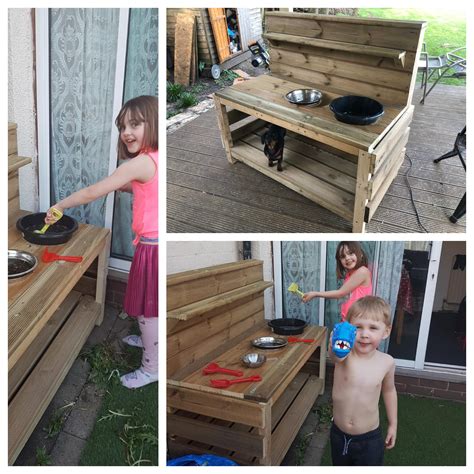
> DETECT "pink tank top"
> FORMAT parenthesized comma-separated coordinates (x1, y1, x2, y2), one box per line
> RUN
(131, 150, 158, 245)
(340, 268, 372, 320)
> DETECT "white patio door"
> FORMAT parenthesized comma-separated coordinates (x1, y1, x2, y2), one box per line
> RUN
(36, 8, 158, 272)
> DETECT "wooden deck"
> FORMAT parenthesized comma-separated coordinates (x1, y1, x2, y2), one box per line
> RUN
(167, 83, 465, 233)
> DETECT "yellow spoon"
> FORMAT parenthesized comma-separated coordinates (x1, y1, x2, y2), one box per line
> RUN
(288, 282, 304, 298)
(34, 207, 63, 234)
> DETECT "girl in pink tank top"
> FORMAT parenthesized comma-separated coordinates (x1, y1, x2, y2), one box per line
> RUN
(46, 96, 158, 389)
(303, 242, 372, 321)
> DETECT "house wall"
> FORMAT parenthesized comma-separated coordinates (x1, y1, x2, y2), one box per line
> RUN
(8, 8, 39, 213)
(433, 241, 466, 311)
(167, 241, 274, 320)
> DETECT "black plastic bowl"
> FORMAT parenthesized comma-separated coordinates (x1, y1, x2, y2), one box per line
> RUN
(16, 213, 78, 245)
(329, 95, 384, 125)
(268, 318, 307, 335)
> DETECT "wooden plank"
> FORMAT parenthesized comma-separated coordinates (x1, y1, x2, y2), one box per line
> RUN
(231, 118, 266, 142)
(8, 296, 100, 464)
(264, 33, 407, 64)
(9, 155, 32, 174)
(8, 175, 19, 202)
(352, 150, 372, 232)
(168, 386, 265, 427)
(271, 375, 323, 465)
(208, 8, 231, 63)
(94, 232, 110, 325)
(9, 123, 18, 156)
(167, 259, 264, 310)
(231, 140, 355, 221)
(213, 96, 235, 163)
(8, 290, 82, 401)
(174, 13, 195, 86)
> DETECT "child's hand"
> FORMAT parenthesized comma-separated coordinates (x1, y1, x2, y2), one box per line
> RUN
(45, 205, 64, 225)
(385, 425, 397, 449)
(302, 292, 315, 303)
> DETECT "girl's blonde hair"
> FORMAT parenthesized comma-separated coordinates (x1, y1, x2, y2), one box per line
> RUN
(347, 296, 392, 327)
(115, 95, 158, 160)
(335, 241, 368, 279)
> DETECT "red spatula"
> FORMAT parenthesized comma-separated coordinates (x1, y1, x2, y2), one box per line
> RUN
(288, 336, 315, 343)
(42, 247, 83, 263)
(202, 362, 244, 377)
(210, 375, 262, 388)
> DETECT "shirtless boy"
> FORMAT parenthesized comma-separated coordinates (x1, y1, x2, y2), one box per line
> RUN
(329, 296, 397, 465)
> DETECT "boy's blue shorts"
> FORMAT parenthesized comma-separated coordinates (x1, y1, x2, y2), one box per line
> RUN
(330, 422, 384, 465)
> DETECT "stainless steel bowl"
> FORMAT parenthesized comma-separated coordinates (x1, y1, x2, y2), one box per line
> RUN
(8, 249, 38, 279)
(252, 336, 288, 349)
(285, 89, 323, 107)
(241, 352, 266, 368)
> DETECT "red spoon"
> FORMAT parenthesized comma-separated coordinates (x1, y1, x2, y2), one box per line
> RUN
(42, 247, 83, 263)
(288, 336, 315, 343)
(210, 375, 262, 388)
(202, 362, 243, 377)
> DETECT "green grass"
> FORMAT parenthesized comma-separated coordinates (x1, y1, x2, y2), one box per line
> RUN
(321, 394, 466, 465)
(359, 9, 466, 86)
(79, 336, 158, 466)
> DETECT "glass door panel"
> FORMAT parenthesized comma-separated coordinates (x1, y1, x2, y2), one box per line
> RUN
(387, 242, 431, 362)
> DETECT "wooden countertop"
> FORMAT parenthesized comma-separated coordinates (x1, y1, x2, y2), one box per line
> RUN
(215, 74, 406, 152)
(168, 323, 327, 403)
(8, 210, 110, 370)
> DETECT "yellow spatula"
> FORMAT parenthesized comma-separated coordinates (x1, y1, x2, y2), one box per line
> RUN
(34, 207, 63, 234)
(288, 282, 304, 298)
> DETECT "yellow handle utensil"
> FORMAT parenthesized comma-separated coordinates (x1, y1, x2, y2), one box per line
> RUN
(34, 207, 63, 234)
(288, 282, 304, 298)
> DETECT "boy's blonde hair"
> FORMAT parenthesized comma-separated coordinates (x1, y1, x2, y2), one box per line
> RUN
(346, 296, 391, 327)
(115, 95, 158, 160)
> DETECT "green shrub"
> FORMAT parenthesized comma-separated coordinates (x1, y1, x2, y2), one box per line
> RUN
(167, 81, 185, 103)
(177, 92, 198, 109)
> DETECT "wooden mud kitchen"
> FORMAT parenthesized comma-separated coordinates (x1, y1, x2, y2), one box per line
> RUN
(214, 12, 426, 232)
(167, 260, 327, 465)
(8, 123, 111, 464)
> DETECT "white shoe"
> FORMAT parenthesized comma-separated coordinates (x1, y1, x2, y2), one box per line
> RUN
(120, 367, 158, 389)
(122, 335, 143, 348)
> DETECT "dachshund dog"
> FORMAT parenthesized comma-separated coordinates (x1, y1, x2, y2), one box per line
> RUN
(261, 124, 286, 171)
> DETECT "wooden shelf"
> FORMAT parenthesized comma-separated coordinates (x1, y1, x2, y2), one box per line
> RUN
(232, 136, 356, 222)
(8, 155, 32, 175)
(264, 32, 407, 67)
(167, 280, 272, 321)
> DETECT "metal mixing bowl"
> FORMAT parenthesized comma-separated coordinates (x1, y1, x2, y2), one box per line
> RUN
(285, 89, 323, 107)
(241, 353, 266, 368)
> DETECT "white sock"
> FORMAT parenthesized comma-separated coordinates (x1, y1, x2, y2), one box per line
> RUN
(120, 367, 158, 389)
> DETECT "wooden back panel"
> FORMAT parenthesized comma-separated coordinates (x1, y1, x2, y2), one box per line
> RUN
(167, 260, 271, 378)
(265, 12, 426, 106)
(167, 259, 264, 310)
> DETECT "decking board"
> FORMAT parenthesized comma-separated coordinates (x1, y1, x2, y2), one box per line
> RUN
(167, 83, 465, 233)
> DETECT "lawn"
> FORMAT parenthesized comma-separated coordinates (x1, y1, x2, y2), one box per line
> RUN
(320, 394, 466, 465)
(78, 337, 158, 466)
(359, 8, 466, 86)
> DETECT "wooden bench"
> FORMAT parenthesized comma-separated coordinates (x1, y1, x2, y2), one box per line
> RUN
(214, 12, 426, 232)
(8, 122, 111, 463)
(167, 260, 327, 465)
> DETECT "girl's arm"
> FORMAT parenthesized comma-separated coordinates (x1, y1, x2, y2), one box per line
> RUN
(302, 266, 370, 302)
(382, 358, 398, 449)
(46, 154, 154, 222)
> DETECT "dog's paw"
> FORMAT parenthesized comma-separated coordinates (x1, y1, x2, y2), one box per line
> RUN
(277, 165, 283, 171)
(268, 160, 274, 167)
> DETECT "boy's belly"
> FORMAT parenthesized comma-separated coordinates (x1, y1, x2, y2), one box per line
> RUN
(332, 388, 381, 435)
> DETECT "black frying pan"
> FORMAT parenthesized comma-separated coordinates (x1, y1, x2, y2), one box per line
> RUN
(16, 213, 78, 245)
(268, 318, 307, 335)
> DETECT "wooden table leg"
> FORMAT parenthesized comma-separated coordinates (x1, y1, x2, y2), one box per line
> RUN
(258, 404, 272, 465)
(319, 328, 327, 395)
(352, 150, 372, 232)
(95, 233, 110, 326)
(214, 96, 235, 164)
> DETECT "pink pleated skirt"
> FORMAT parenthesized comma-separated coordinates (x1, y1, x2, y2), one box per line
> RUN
(123, 242, 158, 318)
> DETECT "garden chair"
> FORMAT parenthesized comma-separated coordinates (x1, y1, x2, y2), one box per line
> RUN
(418, 44, 466, 104)
(433, 126, 466, 223)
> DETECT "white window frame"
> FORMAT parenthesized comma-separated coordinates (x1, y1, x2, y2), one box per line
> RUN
(36, 8, 131, 273)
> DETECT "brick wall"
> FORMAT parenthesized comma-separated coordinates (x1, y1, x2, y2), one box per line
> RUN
(105, 277, 128, 308)
(325, 365, 465, 402)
